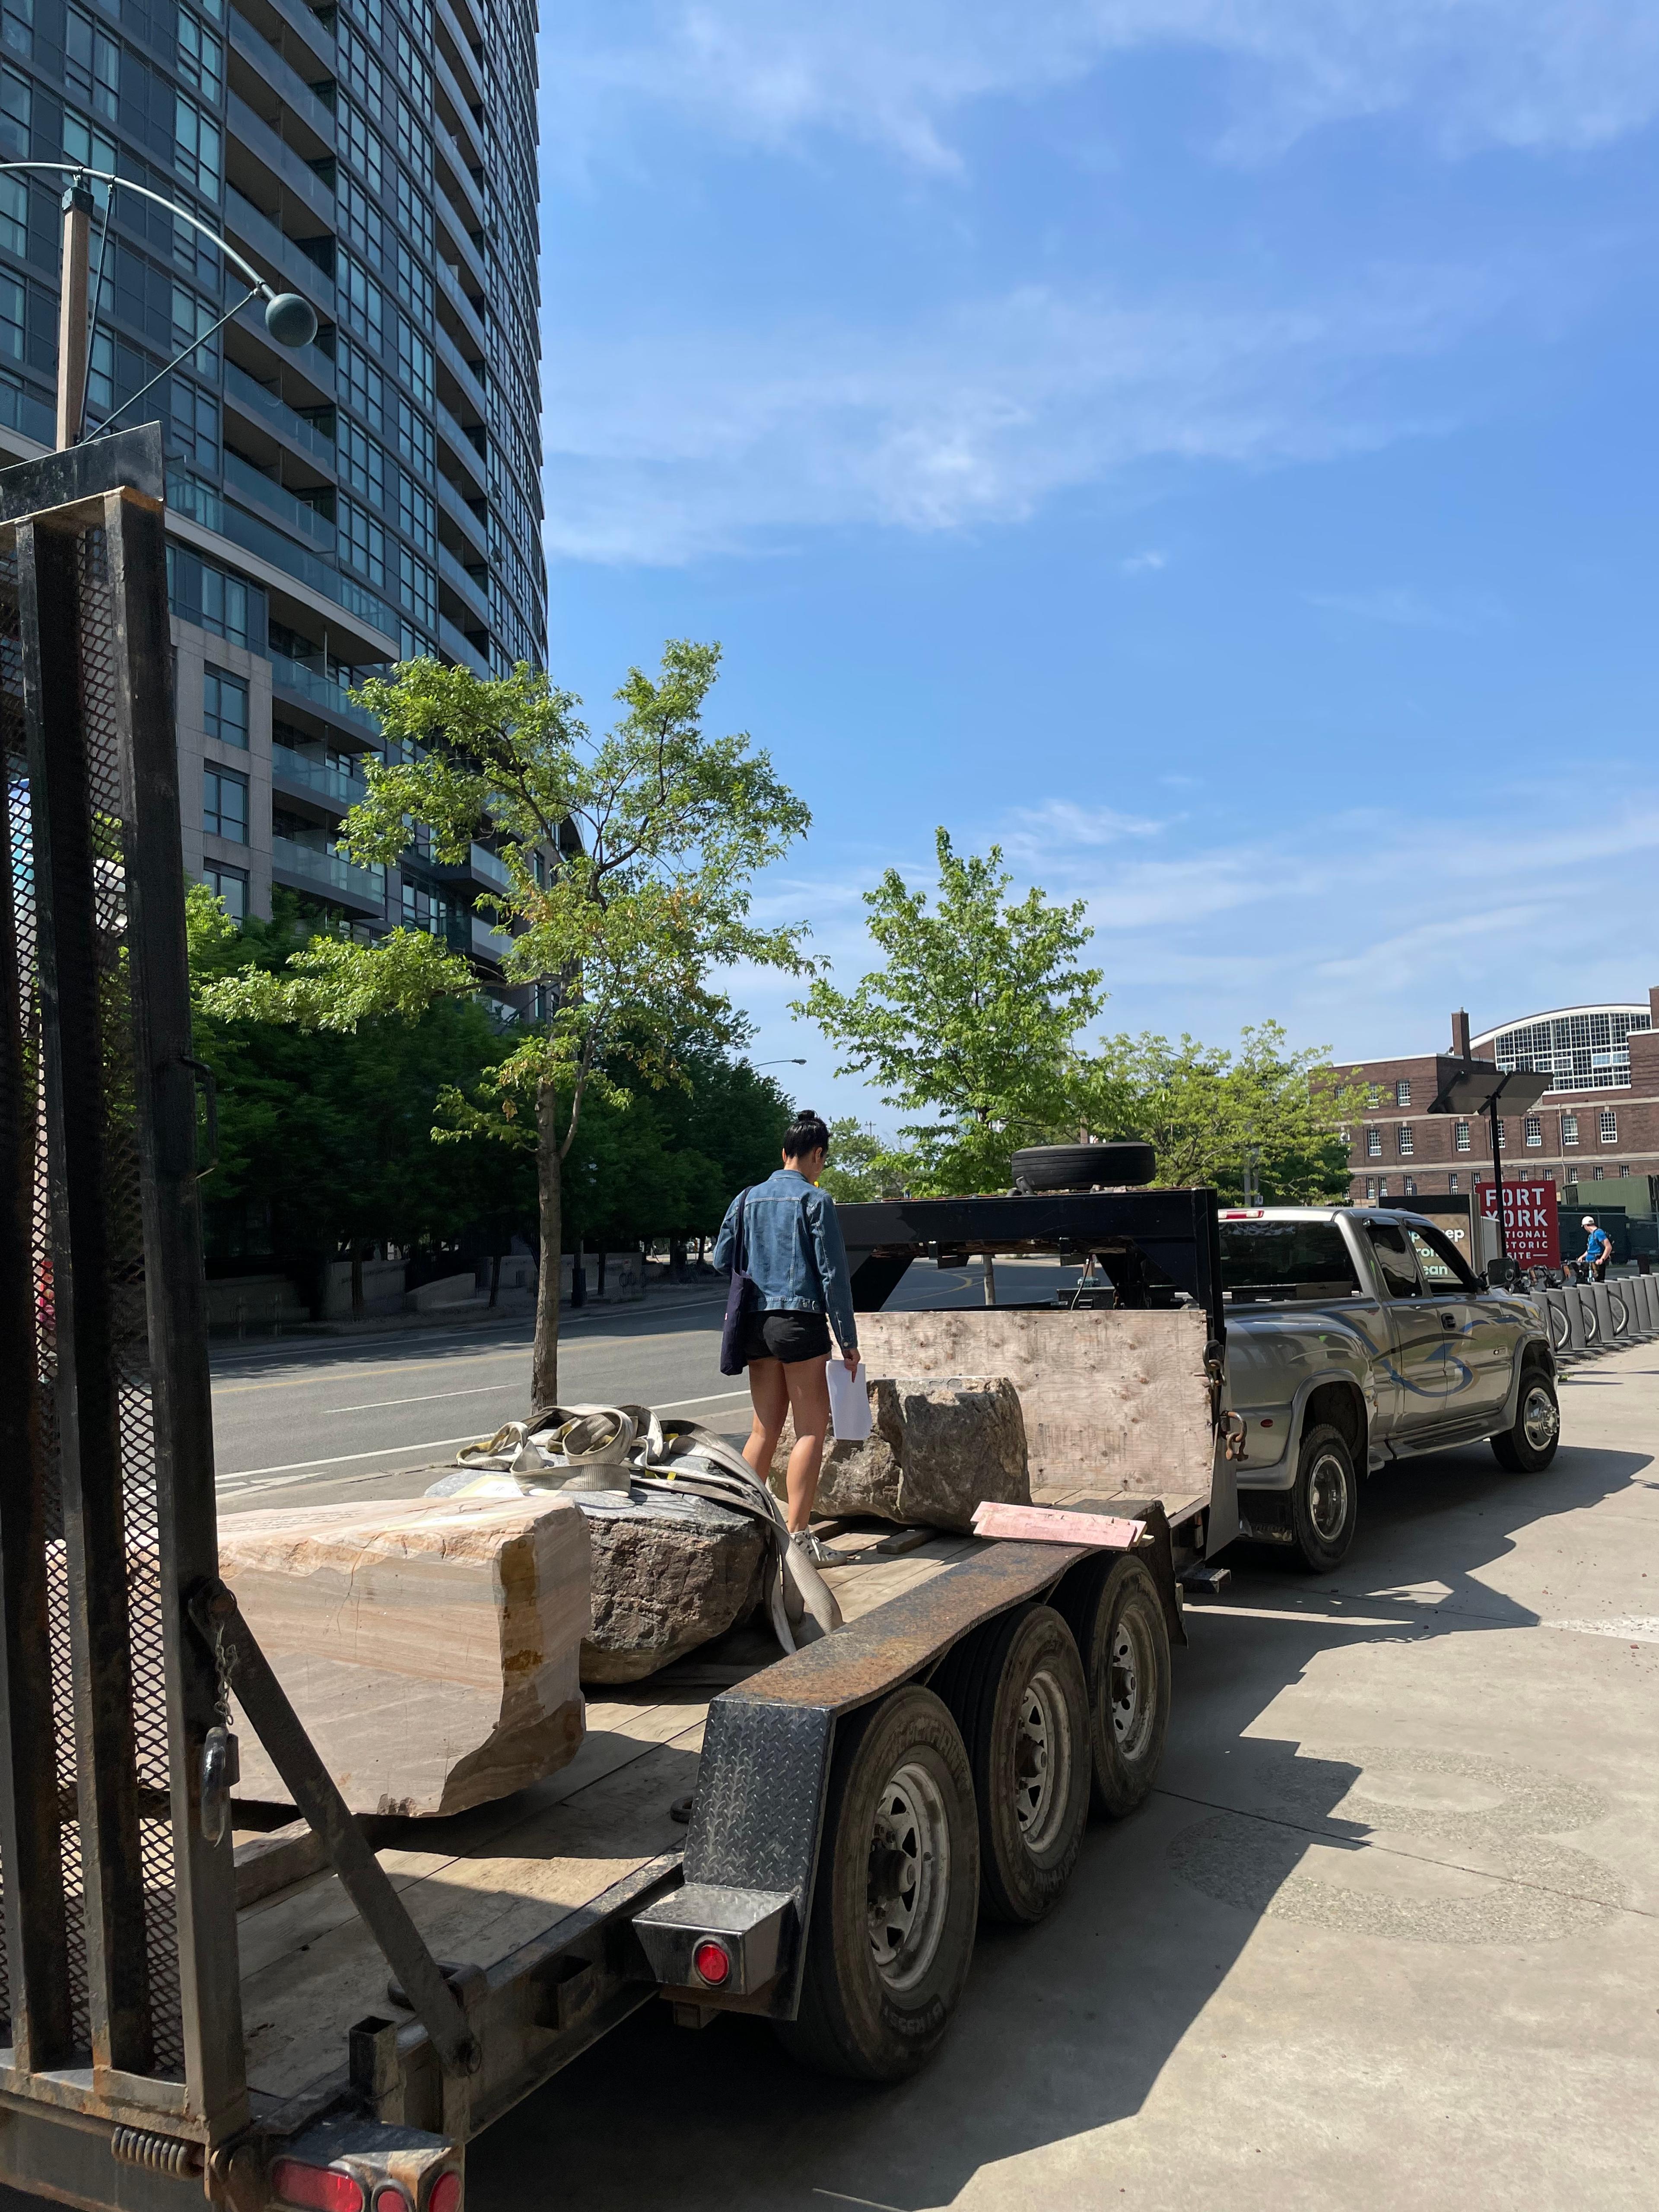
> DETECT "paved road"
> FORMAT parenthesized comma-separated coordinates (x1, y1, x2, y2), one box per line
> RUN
(211, 1259, 1077, 1513)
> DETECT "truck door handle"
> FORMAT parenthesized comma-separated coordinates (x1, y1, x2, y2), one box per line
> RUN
(1440, 1313, 1457, 1331)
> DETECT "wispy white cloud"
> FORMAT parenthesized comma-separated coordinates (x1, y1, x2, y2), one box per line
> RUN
(544, 267, 1498, 562)
(543, 2, 1659, 175)
(1120, 548, 1169, 574)
(1306, 584, 1511, 632)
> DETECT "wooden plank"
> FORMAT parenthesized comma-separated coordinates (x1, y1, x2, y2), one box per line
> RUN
(971, 1501, 1144, 1547)
(856, 1305, 1215, 1500)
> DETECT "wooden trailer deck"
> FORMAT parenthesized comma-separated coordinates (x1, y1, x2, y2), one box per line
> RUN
(234, 1526, 984, 2107)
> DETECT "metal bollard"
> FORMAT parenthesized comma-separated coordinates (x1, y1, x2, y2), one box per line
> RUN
(1560, 1284, 1589, 1354)
(1587, 1279, 1617, 1346)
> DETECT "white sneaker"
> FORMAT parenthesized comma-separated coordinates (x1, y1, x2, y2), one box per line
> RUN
(790, 1528, 839, 1568)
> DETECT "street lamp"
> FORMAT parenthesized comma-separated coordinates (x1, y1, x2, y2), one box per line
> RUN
(753, 1058, 807, 1067)
(0, 162, 319, 449)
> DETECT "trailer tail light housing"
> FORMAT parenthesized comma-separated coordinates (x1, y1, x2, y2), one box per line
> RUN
(270, 2161, 366, 2212)
(692, 1939, 732, 1987)
(372, 2189, 412, 2212)
(427, 2172, 463, 2212)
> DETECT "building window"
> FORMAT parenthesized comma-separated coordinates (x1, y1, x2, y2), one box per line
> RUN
(1592, 1164, 1604, 1180)
(1403, 1178, 1417, 1196)
(1395, 1079, 1411, 1106)
(1366, 1084, 1382, 1108)
(203, 862, 247, 920)
(1377, 1179, 1389, 1198)
(1397, 1124, 1414, 1157)
(1364, 1178, 1376, 1201)
(203, 666, 249, 749)
(1454, 1120, 1470, 1153)
(1618, 1165, 1629, 1179)
(203, 765, 248, 843)
(1600, 1109, 1618, 1144)
(1523, 1114, 1542, 1147)
(1366, 1127, 1382, 1158)
(1562, 1112, 1579, 1146)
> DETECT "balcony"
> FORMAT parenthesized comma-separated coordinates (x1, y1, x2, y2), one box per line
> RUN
(225, 360, 336, 470)
(438, 614, 489, 678)
(439, 542, 489, 627)
(436, 324, 489, 422)
(228, 9, 338, 145)
(470, 842, 511, 890)
(218, 500, 397, 643)
(224, 450, 334, 551)
(472, 914, 515, 964)
(270, 655, 383, 735)
(272, 741, 366, 810)
(436, 400, 487, 494)
(229, 93, 336, 229)
(224, 185, 336, 315)
(271, 834, 385, 912)
(435, 468, 488, 559)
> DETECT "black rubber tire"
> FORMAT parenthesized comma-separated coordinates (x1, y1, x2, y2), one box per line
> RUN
(1608, 1288, 1630, 1335)
(1055, 1554, 1172, 1818)
(1011, 1141, 1155, 1192)
(774, 1686, 978, 2082)
(1288, 1423, 1359, 1573)
(1546, 1299, 1570, 1352)
(1490, 1364, 1560, 1473)
(938, 1605, 1091, 1924)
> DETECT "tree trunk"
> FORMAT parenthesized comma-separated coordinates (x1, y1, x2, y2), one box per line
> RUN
(533, 1082, 563, 1408)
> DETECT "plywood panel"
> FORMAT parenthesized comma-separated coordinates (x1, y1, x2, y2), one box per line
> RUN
(857, 1305, 1215, 1505)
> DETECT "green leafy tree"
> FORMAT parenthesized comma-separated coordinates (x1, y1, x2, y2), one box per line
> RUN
(799, 830, 1104, 1195)
(1080, 1023, 1363, 1201)
(818, 1116, 903, 1202)
(333, 642, 812, 1402)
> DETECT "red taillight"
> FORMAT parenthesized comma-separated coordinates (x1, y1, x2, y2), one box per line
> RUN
(372, 2190, 411, 2212)
(270, 2161, 365, 2212)
(692, 1939, 732, 1987)
(427, 2172, 463, 2212)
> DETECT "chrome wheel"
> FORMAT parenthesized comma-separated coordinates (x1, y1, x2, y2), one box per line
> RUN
(1521, 1384, 1559, 1454)
(1012, 1669, 1072, 1853)
(866, 1760, 950, 1992)
(1108, 1610, 1155, 1763)
(1308, 1450, 1351, 1544)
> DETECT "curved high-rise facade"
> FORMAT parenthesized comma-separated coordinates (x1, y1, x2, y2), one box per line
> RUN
(0, 0, 547, 978)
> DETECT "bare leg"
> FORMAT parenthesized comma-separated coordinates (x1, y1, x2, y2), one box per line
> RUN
(781, 1357, 833, 1532)
(743, 1358, 788, 1482)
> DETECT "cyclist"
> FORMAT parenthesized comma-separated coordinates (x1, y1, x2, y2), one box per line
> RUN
(1578, 1214, 1612, 1281)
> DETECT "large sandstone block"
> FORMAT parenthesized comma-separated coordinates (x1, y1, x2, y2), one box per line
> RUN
(771, 1374, 1030, 1534)
(575, 1490, 768, 1684)
(219, 1494, 590, 1818)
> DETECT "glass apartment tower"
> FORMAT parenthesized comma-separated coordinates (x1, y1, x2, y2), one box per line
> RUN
(0, 0, 546, 989)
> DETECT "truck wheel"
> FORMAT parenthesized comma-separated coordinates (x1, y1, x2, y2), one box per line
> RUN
(1289, 1424, 1358, 1573)
(1011, 1141, 1156, 1192)
(942, 1604, 1090, 1924)
(775, 1686, 978, 2082)
(1056, 1554, 1172, 1818)
(1491, 1366, 1560, 1473)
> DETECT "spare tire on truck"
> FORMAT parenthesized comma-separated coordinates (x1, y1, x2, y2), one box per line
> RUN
(1011, 1142, 1155, 1192)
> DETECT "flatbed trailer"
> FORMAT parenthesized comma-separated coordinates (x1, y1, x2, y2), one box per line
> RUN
(0, 433, 1185, 2212)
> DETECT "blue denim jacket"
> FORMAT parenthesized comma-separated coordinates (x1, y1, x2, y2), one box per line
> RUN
(712, 1169, 859, 1354)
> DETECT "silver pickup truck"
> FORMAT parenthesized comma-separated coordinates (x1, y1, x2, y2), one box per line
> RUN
(1221, 1206, 1559, 1570)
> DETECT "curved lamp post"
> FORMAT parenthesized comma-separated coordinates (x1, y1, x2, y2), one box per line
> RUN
(0, 162, 318, 448)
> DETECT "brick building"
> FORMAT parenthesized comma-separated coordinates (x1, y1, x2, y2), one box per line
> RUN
(1342, 995, 1659, 1225)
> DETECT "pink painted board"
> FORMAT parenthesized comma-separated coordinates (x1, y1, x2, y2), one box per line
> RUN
(971, 1500, 1146, 1550)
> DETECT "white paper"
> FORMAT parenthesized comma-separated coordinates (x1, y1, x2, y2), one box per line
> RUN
(826, 1358, 872, 1442)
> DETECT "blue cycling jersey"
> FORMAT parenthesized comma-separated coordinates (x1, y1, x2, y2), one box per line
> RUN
(1584, 1227, 1611, 1263)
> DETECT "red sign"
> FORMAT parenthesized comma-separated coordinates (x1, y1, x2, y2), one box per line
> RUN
(1477, 1182, 1560, 1268)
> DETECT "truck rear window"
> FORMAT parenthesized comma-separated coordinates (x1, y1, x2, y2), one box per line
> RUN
(1219, 1221, 1360, 1301)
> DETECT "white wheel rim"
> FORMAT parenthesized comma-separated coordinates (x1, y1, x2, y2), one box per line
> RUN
(1108, 1609, 1155, 1761)
(1013, 1667, 1072, 1852)
(866, 1759, 950, 1992)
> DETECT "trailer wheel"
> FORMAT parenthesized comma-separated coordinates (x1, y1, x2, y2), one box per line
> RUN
(1289, 1423, 1359, 1573)
(1490, 1364, 1560, 1473)
(941, 1604, 1091, 1924)
(1059, 1555, 1171, 1818)
(775, 1686, 978, 2082)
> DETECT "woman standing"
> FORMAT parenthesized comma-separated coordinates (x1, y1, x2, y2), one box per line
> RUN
(712, 1110, 860, 1567)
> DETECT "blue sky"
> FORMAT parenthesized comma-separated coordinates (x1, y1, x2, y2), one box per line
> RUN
(534, 3, 1659, 1130)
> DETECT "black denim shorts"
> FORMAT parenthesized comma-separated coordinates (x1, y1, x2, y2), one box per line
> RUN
(740, 1309, 832, 1367)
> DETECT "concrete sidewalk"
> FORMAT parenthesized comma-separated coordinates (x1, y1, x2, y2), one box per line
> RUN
(470, 1340, 1659, 2212)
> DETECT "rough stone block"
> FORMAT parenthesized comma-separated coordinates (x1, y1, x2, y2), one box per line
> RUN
(771, 1374, 1030, 1533)
(575, 1490, 768, 1684)
(219, 1493, 590, 1818)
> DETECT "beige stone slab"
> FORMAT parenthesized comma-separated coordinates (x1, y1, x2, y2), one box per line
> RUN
(856, 1305, 1215, 1502)
(220, 1493, 591, 1817)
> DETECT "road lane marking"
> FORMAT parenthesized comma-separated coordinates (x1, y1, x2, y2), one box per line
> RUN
(218, 1389, 753, 1481)
(325, 1382, 524, 1413)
